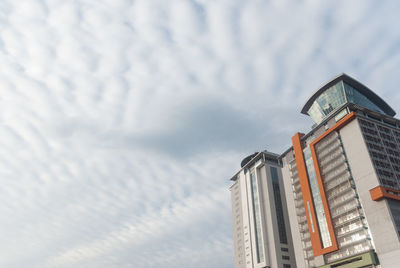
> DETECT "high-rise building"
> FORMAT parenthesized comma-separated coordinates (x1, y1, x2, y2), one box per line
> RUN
(280, 74, 400, 268)
(230, 73, 400, 268)
(230, 151, 296, 268)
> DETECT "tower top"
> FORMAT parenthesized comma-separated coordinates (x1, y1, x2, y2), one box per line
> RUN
(301, 73, 395, 124)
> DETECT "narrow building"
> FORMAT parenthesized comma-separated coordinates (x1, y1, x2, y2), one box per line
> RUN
(230, 151, 296, 268)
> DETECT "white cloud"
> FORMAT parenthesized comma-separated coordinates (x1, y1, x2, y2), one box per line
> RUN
(0, 0, 399, 267)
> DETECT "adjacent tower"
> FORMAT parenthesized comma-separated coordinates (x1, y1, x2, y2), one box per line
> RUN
(280, 74, 400, 267)
(230, 151, 296, 268)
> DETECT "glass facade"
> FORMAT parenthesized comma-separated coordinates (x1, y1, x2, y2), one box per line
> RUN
(270, 166, 288, 244)
(307, 80, 389, 124)
(303, 148, 332, 248)
(308, 82, 346, 124)
(343, 83, 384, 114)
(250, 172, 264, 263)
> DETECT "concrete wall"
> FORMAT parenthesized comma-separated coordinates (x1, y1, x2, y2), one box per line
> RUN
(340, 118, 400, 267)
(281, 154, 307, 268)
(230, 180, 246, 268)
(231, 155, 297, 268)
(277, 164, 298, 268)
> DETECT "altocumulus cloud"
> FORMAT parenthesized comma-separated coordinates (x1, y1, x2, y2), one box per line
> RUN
(0, 0, 400, 267)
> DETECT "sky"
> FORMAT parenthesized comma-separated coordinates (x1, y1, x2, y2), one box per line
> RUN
(0, 0, 400, 267)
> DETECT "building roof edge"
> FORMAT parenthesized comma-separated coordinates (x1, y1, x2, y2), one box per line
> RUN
(300, 73, 396, 117)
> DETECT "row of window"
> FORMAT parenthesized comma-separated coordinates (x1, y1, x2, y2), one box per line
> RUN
(249, 172, 265, 263)
(316, 131, 373, 263)
(383, 140, 398, 149)
(360, 118, 400, 190)
(375, 167, 394, 178)
(379, 131, 394, 141)
(364, 134, 381, 144)
(366, 141, 384, 152)
(288, 152, 313, 262)
(390, 156, 400, 165)
(271, 166, 288, 244)
(370, 150, 387, 161)
(373, 159, 391, 169)
(386, 148, 400, 157)
(360, 125, 378, 136)
(377, 124, 391, 133)
(379, 177, 398, 188)
(358, 118, 375, 128)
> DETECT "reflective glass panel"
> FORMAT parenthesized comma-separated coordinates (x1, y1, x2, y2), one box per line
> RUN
(343, 82, 385, 114)
(308, 82, 346, 124)
(303, 148, 332, 248)
(250, 172, 264, 263)
(270, 167, 288, 244)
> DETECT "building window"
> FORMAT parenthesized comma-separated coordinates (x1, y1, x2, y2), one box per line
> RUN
(250, 171, 265, 263)
(308, 81, 346, 124)
(281, 247, 289, 252)
(271, 166, 288, 244)
(283, 264, 291, 268)
(282, 255, 290, 260)
(303, 148, 333, 248)
(344, 82, 385, 115)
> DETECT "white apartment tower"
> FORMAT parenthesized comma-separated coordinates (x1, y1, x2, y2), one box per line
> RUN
(280, 74, 400, 268)
(230, 74, 400, 268)
(230, 151, 296, 268)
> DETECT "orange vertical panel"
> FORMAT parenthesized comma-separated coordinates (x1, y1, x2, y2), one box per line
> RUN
(292, 111, 356, 256)
(311, 112, 356, 145)
(292, 133, 323, 255)
(309, 145, 338, 255)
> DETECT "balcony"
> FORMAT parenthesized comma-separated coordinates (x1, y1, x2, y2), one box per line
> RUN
(316, 141, 341, 159)
(328, 191, 356, 210)
(323, 166, 349, 185)
(325, 175, 350, 192)
(319, 150, 344, 167)
(331, 200, 360, 219)
(321, 157, 347, 176)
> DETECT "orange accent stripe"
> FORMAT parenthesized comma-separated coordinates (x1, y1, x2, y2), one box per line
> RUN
(292, 111, 356, 256)
(308, 112, 356, 255)
(292, 133, 323, 255)
(309, 145, 338, 255)
(370, 186, 400, 201)
(311, 112, 356, 145)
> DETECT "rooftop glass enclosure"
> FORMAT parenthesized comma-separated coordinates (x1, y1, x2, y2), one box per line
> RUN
(306, 80, 388, 124)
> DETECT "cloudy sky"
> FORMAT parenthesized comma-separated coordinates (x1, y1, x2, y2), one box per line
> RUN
(1, 0, 400, 267)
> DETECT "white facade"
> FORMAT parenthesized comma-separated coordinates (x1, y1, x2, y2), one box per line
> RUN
(279, 74, 400, 268)
(230, 152, 296, 268)
(341, 114, 400, 267)
(230, 74, 400, 268)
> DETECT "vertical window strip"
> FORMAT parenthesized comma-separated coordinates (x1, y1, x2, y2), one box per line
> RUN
(250, 172, 264, 263)
(270, 166, 288, 244)
(304, 148, 333, 248)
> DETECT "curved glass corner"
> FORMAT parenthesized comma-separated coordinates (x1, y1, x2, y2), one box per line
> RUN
(307, 80, 390, 125)
(343, 82, 385, 115)
(308, 82, 346, 124)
